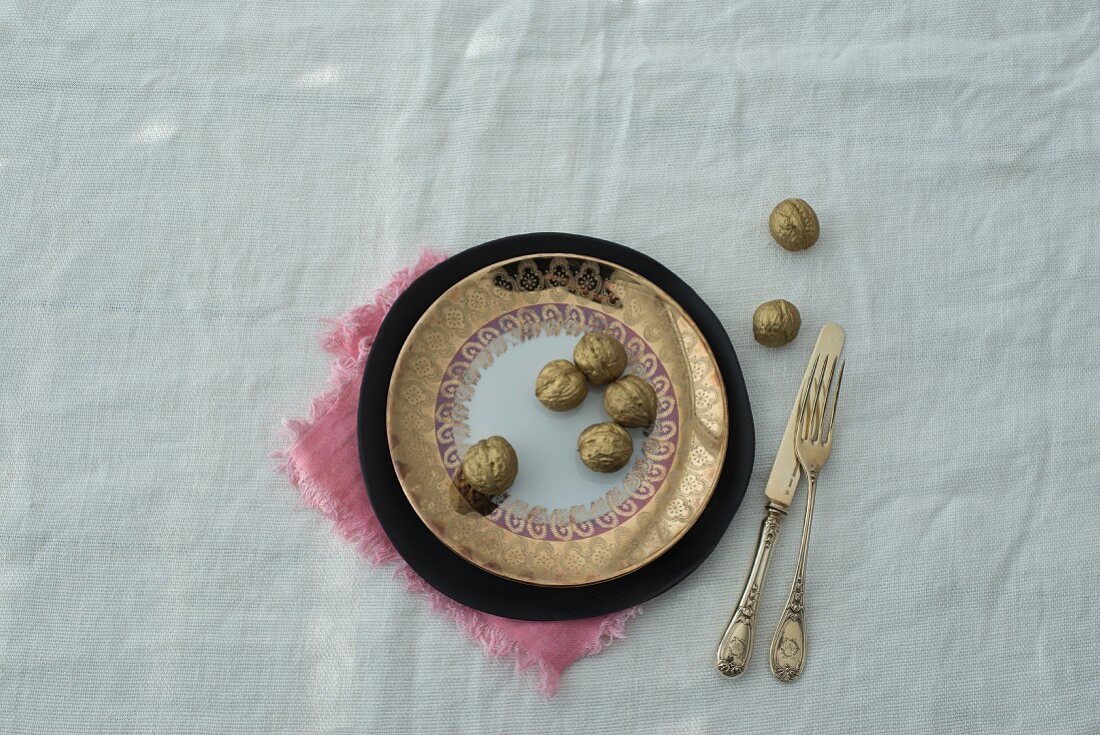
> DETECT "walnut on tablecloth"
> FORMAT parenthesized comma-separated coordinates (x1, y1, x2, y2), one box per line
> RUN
(753, 299, 802, 347)
(769, 198, 820, 251)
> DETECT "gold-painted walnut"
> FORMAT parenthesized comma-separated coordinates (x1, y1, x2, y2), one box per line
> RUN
(603, 374, 658, 428)
(535, 359, 588, 411)
(573, 332, 628, 385)
(769, 198, 820, 251)
(753, 299, 801, 347)
(577, 422, 633, 473)
(462, 436, 518, 495)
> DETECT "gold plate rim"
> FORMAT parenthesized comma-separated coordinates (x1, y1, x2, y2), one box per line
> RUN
(386, 253, 729, 587)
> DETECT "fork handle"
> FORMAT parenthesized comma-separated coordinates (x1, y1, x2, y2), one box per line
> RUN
(716, 503, 786, 677)
(769, 473, 817, 682)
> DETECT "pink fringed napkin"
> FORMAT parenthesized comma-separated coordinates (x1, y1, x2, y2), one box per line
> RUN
(277, 250, 639, 695)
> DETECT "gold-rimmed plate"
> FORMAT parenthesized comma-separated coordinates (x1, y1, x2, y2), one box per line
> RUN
(386, 254, 728, 586)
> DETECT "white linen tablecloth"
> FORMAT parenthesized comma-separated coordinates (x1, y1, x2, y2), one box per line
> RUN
(3, 1, 1099, 732)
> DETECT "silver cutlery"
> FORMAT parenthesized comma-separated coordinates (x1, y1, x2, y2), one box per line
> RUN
(768, 353, 845, 682)
(715, 323, 845, 678)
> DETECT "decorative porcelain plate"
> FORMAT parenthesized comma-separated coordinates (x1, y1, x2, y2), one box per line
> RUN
(386, 254, 728, 586)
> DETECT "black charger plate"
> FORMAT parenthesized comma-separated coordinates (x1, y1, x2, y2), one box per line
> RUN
(358, 232, 754, 620)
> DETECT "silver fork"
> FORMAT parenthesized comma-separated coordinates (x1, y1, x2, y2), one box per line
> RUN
(768, 354, 845, 682)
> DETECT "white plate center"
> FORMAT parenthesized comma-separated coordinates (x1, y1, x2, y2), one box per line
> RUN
(464, 333, 644, 512)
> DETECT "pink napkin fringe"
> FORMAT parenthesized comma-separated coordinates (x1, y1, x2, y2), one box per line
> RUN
(275, 249, 639, 695)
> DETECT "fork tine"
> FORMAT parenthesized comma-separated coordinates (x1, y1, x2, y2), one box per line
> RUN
(824, 361, 845, 444)
(809, 355, 830, 442)
(806, 355, 828, 440)
(808, 357, 824, 441)
(815, 355, 838, 442)
(797, 355, 820, 441)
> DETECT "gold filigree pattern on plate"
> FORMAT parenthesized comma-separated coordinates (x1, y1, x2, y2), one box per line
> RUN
(386, 255, 728, 587)
(437, 303, 677, 538)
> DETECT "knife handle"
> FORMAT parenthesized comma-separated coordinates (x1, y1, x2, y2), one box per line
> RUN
(716, 503, 786, 678)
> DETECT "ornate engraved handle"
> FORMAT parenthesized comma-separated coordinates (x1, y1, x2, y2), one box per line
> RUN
(716, 504, 785, 677)
(769, 473, 817, 682)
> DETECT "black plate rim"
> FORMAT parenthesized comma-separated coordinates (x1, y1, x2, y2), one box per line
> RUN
(358, 232, 754, 620)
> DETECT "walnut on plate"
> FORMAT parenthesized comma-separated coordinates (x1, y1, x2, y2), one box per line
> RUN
(577, 422, 633, 473)
(573, 333, 628, 385)
(535, 359, 588, 411)
(603, 374, 657, 428)
(462, 436, 518, 495)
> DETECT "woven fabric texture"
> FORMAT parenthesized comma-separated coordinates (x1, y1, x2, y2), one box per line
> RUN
(2, 1, 1099, 732)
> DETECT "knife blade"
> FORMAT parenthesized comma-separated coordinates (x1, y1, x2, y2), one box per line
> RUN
(764, 322, 846, 508)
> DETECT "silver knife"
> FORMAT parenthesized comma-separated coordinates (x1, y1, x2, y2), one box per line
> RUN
(716, 323, 845, 677)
